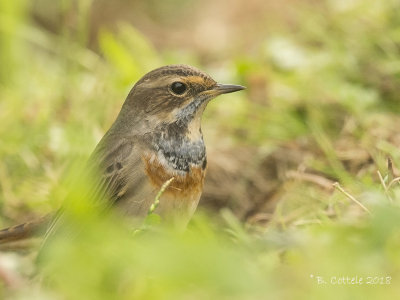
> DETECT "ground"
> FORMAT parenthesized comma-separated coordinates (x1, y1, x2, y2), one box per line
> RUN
(0, 0, 400, 298)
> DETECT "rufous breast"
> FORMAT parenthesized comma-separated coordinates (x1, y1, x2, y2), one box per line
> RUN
(141, 152, 206, 198)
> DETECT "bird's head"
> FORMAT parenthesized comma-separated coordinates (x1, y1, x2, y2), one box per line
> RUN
(122, 65, 245, 134)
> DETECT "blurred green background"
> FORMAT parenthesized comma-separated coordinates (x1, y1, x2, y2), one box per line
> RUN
(1, 0, 400, 299)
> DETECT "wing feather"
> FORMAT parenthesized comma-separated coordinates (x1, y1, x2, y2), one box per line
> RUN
(44, 137, 138, 242)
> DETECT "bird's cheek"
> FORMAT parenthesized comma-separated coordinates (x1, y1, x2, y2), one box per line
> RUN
(186, 118, 203, 140)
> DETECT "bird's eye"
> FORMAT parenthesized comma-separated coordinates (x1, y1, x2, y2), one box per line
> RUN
(170, 81, 187, 95)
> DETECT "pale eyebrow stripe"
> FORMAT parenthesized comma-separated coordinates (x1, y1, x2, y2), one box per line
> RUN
(138, 76, 185, 89)
(185, 76, 205, 85)
(137, 75, 209, 89)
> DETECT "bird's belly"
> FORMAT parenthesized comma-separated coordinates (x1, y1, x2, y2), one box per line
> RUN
(155, 185, 203, 229)
(114, 152, 205, 228)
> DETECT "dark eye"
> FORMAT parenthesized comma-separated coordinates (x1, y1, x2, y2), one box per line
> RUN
(170, 82, 187, 95)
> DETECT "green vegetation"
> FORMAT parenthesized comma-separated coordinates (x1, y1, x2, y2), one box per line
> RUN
(1, 0, 400, 299)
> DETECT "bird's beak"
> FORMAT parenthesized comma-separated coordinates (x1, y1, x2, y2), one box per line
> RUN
(212, 83, 246, 95)
(199, 83, 245, 102)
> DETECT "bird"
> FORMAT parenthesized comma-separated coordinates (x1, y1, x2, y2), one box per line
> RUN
(0, 64, 245, 243)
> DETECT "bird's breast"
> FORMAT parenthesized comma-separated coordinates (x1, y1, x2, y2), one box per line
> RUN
(141, 151, 206, 198)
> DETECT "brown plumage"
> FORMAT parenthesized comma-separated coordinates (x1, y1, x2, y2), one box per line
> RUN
(0, 215, 51, 243)
(0, 64, 245, 242)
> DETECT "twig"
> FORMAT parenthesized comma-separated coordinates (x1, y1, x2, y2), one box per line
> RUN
(377, 170, 387, 190)
(387, 177, 400, 190)
(132, 177, 176, 236)
(286, 170, 334, 190)
(332, 182, 371, 215)
(148, 177, 175, 215)
(388, 157, 394, 182)
(377, 170, 393, 203)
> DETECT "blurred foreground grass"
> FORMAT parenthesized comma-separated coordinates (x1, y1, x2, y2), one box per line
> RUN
(1, 0, 400, 299)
